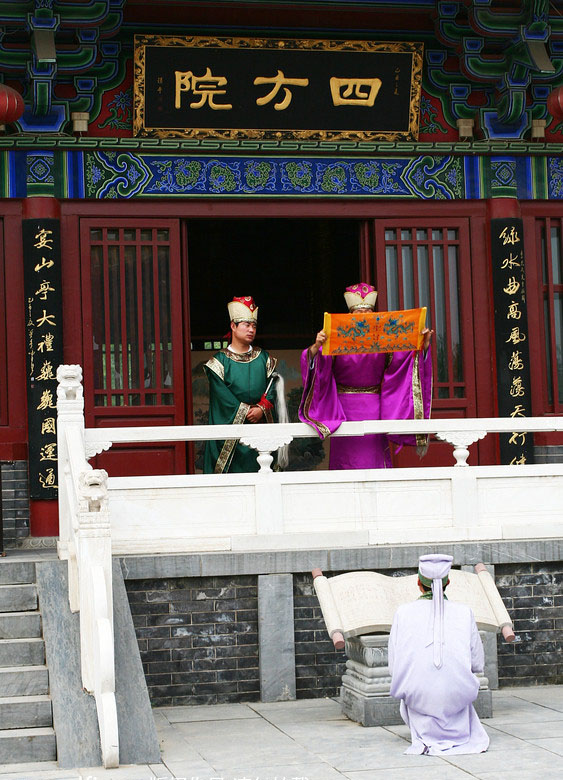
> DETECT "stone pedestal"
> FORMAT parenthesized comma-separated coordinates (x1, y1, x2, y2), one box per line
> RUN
(340, 634, 493, 727)
(340, 635, 399, 727)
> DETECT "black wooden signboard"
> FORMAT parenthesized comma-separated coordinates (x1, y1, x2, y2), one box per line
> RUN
(134, 35, 423, 141)
(23, 219, 63, 499)
(490, 217, 535, 465)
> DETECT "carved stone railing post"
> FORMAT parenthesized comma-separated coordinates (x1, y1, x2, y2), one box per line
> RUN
(240, 433, 293, 473)
(240, 433, 293, 535)
(76, 467, 119, 768)
(435, 430, 487, 466)
(56, 364, 85, 560)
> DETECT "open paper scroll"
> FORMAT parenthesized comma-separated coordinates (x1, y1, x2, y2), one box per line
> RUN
(322, 307, 427, 355)
(312, 564, 515, 649)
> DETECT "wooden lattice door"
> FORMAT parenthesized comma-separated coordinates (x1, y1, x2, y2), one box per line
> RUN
(80, 218, 187, 475)
(372, 217, 493, 466)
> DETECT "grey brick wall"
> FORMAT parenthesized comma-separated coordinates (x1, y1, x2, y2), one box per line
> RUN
(534, 446, 563, 464)
(125, 575, 259, 706)
(1, 461, 30, 547)
(293, 573, 346, 699)
(124, 554, 563, 704)
(496, 562, 563, 687)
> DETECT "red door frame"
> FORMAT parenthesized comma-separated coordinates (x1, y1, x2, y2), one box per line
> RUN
(62, 198, 485, 220)
(373, 216, 479, 466)
(61, 198, 496, 464)
(0, 217, 7, 428)
(372, 217, 477, 416)
(521, 202, 563, 447)
(62, 213, 188, 475)
(0, 202, 27, 460)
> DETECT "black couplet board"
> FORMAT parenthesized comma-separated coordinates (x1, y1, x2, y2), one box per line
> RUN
(490, 217, 535, 465)
(23, 218, 64, 499)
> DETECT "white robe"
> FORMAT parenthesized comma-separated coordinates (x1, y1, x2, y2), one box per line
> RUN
(388, 598, 490, 755)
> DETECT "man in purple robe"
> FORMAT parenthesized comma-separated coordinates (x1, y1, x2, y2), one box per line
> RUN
(388, 554, 490, 755)
(298, 283, 433, 469)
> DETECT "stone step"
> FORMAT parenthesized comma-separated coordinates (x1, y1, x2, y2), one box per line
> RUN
(0, 584, 38, 613)
(0, 611, 42, 639)
(0, 726, 56, 764)
(0, 638, 44, 667)
(0, 561, 35, 586)
(0, 695, 52, 729)
(0, 666, 49, 696)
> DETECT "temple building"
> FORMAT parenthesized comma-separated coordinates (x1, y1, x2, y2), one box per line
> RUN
(0, 1, 562, 766)
(0, 0, 562, 538)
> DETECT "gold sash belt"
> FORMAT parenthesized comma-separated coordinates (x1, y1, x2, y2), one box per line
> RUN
(336, 383, 381, 394)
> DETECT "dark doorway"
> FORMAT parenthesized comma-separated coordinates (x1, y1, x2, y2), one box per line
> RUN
(187, 218, 361, 350)
(187, 218, 361, 471)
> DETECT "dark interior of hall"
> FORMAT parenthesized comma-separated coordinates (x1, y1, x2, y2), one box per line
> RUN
(187, 218, 360, 349)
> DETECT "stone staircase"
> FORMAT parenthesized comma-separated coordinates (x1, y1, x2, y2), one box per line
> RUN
(0, 560, 56, 763)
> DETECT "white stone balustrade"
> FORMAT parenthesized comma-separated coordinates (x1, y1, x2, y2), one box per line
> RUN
(83, 416, 563, 468)
(56, 365, 563, 765)
(55, 375, 563, 554)
(56, 366, 119, 769)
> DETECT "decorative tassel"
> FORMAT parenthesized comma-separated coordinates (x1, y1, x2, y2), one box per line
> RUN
(273, 372, 289, 470)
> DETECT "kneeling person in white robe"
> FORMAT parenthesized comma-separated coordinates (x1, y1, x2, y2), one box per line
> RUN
(388, 554, 489, 755)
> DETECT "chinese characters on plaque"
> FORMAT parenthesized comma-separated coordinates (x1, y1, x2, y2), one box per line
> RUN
(134, 36, 423, 141)
(23, 219, 63, 499)
(490, 218, 534, 465)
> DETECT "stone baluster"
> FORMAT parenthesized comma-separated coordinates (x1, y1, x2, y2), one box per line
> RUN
(240, 433, 294, 473)
(56, 364, 85, 560)
(435, 430, 487, 466)
(76, 467, 119, 768)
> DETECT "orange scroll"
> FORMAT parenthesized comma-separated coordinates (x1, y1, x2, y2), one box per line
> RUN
(322, 307, 427, 355)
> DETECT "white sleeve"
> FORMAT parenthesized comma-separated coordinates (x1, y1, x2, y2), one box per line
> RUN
(388, 617, 398, 674)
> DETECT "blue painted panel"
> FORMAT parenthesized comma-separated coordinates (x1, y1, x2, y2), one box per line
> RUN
(83, 151, 465, 199)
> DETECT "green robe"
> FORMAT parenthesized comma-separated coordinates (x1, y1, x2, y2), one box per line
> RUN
(203, 347, 278, 474)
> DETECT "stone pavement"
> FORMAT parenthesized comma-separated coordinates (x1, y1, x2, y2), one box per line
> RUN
(0, 685, 562, 780)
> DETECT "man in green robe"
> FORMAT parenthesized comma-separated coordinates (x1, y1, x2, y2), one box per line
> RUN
(203, 296, 280, 474)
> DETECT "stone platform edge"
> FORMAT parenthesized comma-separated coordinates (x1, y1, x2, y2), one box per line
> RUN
(118, 538, 563, 580)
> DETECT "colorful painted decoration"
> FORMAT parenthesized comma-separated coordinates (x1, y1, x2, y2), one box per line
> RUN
(322, 308, 427, 355)
(0, 148, 562, 201)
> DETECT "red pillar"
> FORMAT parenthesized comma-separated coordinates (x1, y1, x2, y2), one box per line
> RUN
(23, 197, 60, 220)
(488, 197, 520, 220)
(29, 500, 60, 536)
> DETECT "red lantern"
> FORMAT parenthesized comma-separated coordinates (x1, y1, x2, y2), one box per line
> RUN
(0, 83, 24, 124)
(547, 87, 563, 121)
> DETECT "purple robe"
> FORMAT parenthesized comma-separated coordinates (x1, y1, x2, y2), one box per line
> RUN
(388, 599, 489, 755)
(298, 347, 432, 469)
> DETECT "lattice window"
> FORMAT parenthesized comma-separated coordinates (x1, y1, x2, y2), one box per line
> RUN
(381, 225, 465, 401)
(89, 226, 174, 407)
